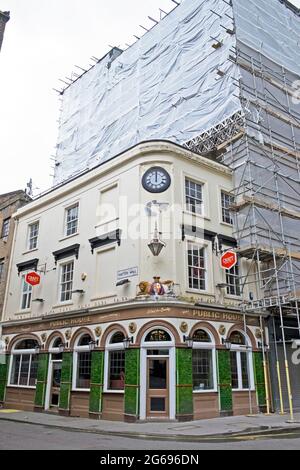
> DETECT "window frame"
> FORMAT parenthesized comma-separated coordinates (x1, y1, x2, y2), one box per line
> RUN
(72, 334, 92, 392)
(186, 241, 208, 293)
(20, 274, 33, 311)
(230, 332, 254, 392)
(192, 329, 217, 393)
(185, 177, 204, 216)
(104, 331, 126, 394)
(226, 262, 241, 298)
(1, 217, 10, 239)
(27, 221, 40, 251)
(59, 260, 74, 303)
(8, 340, 39, 389)
(0, 259, 4, 282)
(221, 190, 234, 226)
(64, 203, 79, 238)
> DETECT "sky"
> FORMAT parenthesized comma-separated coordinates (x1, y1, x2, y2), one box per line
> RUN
(0, 0, 300, 196)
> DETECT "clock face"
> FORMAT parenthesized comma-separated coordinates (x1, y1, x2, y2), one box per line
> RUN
(142, 167, 171, 193)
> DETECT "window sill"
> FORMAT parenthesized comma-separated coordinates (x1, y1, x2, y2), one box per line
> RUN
(72, 388, 90, 393)
(59, 232, 79, 242)
(232, 389, 255, 393)
(7, 385, 36, 390)
(15, 309, 32, 315)
(183, 210, 211, 222)
(52, 301, 74, 309)
(193, 389, 218, 394)
(103, 390, 125, 394)
(22, 248, 38, 256)
(220, 221, 234, 229)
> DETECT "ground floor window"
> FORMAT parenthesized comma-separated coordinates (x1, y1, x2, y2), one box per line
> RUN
(76, 351, 92, 389)
(231, 351, 250, 390)
(10, 354, 38, 387)
(193, 349, 214, 391)
(108, 350, 125, 390)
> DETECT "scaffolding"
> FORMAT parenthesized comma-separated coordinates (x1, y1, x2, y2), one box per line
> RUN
(184, 1, 300, 421)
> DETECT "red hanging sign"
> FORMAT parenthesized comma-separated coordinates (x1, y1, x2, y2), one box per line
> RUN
(220, 251, 237, 270)
(25, 272, 41, 286)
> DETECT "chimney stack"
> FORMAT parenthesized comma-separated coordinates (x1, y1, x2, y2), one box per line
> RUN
(0, 11, 10, 52)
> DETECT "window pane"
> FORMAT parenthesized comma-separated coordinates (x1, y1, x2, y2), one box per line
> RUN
(110, 332, 125, 344)
(21, 277, 32, 310)
(193, 330, 211, 343)
(185, 179, 203, 215)
(108, 350, 125, 390)
(150, 397, 166, 412)
(0, 261, 5, 282)
(221, 192, 234, 225)
(19, 355, 30, 386)
(1, 218, 10, 238)
(149, 359, 167, 389)
(230, 351, 239, 389)
(188, 243, 206, 291)
(193, 349, 214, 391)
(11, 355, 21, 385)
(29, 355, 38, 386)
(145, 330, 171, 342)
(76, 352, 91, 389)
(226, 263, 241, 297)
(28, 222, 39, 250)
(16, 339, 39, 350)
(60, 262, 74, 302)
(66, 205, 79, 236)
(241, 352, 249, 389)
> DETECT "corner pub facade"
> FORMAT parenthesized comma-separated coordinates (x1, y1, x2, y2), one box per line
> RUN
(0, 142, 267, 422)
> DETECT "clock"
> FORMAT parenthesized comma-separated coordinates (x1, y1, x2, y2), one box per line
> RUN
(142, 167, 171, 193)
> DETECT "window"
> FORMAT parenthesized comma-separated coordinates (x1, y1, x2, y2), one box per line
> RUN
(185, 179, 203, 215)
(10, 339, 39, 387)
(21, 276, 32, 310)
(65, 204, 79, 237)
(221, 191, 234, 225)
(145, 330, 171, 342)
(60, 261, 74, 302)
(188, 242, 206, 291)
(105, 331, 125, 392)
(0, 259, 4, 282)
(28, 222, 39, 251)
(74, 334, 92, 390)
(226, 262, 241, 296)
(1, 218, 10, 239)
(192, 330, 216, 392)
(229, 331, 252, 391)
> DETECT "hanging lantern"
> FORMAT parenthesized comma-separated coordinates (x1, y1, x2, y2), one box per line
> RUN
(148, 223, 166, 256)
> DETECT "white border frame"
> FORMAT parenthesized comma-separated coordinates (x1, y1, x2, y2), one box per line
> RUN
(192, 328, 218, 394)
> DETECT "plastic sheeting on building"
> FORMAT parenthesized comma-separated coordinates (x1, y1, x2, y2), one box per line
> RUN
(54, 0, 240, 184)
(54, 0, 300, 185)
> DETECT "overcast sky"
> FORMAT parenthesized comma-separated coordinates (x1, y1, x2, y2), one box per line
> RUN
(0, 0, 300, 196)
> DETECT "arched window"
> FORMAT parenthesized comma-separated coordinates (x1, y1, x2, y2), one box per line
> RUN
(105, 331, 125, 392)
(145, 330, 171, 342)
(10, 338, 39, 388)
(73, 333, 93, 390)
(192, 329, 216, 392)
(229, 331, 253, 391)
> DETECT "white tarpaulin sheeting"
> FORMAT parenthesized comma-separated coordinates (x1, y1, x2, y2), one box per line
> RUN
(54, 0, 240, 184)
(233, 0, 300, 76)
(54, 0, 300, 185)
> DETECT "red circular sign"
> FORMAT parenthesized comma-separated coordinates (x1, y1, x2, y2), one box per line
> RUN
(221, 251, 237, 270)
(25, 272, 41, 286)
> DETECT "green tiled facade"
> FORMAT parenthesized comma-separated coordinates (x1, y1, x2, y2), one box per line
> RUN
(89, 351, 105, 417)
(59, 352, 73, 413)
(34, 353, 49, 408)
(218, 350, 233, 414)
(253, 352, 266, 408)
(0, 355, 9, 403)
(176, 348, 193, 419)
(125, 348, 140, 420)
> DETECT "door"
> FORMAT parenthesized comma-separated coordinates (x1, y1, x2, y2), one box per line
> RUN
(147, 357, 169, 418)
(50, 362, 62, 408)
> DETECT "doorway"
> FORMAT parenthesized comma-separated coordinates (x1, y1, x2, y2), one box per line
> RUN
(49, 361, 62, 408)
(147, 354, 169, 418)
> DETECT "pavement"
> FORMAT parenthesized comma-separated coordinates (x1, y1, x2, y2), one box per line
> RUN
(1, 409, 300, 442)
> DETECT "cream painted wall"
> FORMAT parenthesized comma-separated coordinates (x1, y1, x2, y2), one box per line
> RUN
(2, 142, 250, 323)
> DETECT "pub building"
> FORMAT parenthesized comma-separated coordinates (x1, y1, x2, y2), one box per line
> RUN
(0, 142, 267, 421)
